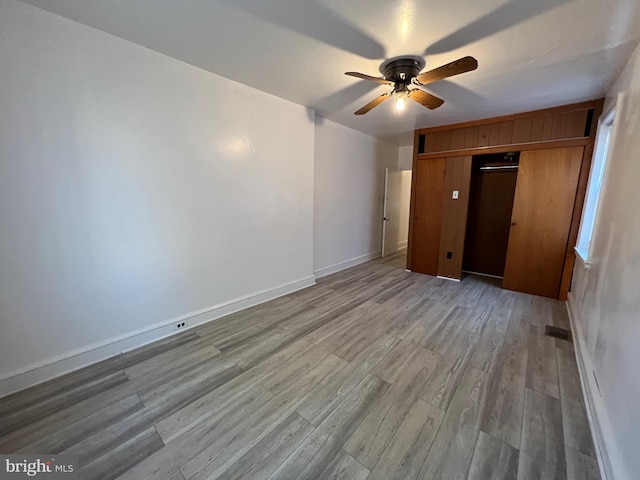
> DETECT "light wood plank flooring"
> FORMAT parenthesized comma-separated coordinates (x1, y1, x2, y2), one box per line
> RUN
(0, 253, 600, 480)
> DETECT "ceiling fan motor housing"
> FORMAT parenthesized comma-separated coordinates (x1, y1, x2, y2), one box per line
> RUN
(382, 57, 425, 91)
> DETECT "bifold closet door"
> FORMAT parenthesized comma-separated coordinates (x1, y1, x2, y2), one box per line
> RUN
(410, 157, 446, 275)
(503, 147, 583, 298)
(437, 156, 473, 279)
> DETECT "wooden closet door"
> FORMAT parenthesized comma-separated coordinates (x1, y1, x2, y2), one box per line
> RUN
(410, 158, 446, 275)
(503, 147, 583, 298)
(437, 156, 473, 279)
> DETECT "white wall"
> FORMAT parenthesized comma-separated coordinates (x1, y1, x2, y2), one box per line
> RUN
(397, 144, 414, 171)
(569, 41, 640, 480)
(396, 145, 413, 253)
(398, 171, 412, 250)
(0, 0, 315, 394)
(313, 118, 398, 276)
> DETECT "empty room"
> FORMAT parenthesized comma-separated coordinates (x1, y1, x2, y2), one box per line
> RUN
(1, 0, 639, 479)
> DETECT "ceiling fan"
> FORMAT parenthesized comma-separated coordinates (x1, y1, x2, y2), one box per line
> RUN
(345, 55, 478, 115)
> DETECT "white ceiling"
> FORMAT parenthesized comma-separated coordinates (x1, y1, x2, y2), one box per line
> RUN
(21, 0, 640, 145)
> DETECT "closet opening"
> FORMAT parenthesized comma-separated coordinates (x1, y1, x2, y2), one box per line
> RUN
(463, 151, 519, 279)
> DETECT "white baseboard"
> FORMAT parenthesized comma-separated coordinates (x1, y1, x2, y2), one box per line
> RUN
(566, 294, 631, 480)
(398, 240, 408, 250)
(0, 275, 316, 398)
(314, 250, 381, 279)
(437, 275, 461, 282)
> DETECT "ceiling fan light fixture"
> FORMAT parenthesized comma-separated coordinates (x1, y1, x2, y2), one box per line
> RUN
(394, 92, 407, 111)
(346, 55, 478, 116)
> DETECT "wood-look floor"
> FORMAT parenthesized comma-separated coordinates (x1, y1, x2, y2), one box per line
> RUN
(0, 253, 601, 480)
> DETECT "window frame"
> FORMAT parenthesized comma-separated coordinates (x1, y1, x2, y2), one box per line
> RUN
(575, 107, 616, 263)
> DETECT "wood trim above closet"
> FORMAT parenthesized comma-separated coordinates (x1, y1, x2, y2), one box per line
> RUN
(415, 100, 599, 158)
(416, 137, 590, 160)
(416, 100, 598, 134)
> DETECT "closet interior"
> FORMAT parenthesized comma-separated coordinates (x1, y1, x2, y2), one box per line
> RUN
(463, 152, 519, 279)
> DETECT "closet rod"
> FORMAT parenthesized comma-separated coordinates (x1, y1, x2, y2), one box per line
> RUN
(479, 165, 519, 171)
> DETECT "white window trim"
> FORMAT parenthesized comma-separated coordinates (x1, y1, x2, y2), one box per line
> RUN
(575, 106, 616, 265)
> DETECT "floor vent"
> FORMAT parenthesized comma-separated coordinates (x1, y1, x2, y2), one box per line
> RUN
(545, 325, 572, 342)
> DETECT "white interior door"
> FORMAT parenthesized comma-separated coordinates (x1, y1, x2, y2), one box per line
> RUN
(382, 167, 403, 257)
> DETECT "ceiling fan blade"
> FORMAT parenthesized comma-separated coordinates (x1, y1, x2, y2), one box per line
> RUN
(354, 93, 391, 115)
(416, 56, 478, 85)
(409, 89, 445, 110)
(345, 72, 393, 85)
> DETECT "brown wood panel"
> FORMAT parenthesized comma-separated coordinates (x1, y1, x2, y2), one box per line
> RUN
(436, 131, 453, 152)
(425, 131, 453, 153)
(503, 147, 584, 298)
(465, 127, 478, 149)
(423, 133, 436, 153)
(550, 113, 569, 140)
(530, 116, 545, 142)
(541, 114, 555, 140)
(410, 158, 446, 275)
(558, 99, 604, 299)
(416, 100, 599, 134)
(498, 121, 514, 145)
(565, 110, 590, 138)
(558, 251, 577, 302)
(416, 137, 590, 160)
(451, 128, 467, 150)
(489, 123, 502, 145)
(546, 110, 588, 140)
(477, 124, 491, 147)
(437, 156, 473, 279)
(417, 102, 597, 156)
(406, 131, 421, 268)
(558, 141, 592, 300)
(423, 136, 434, 153)
(512, 118, 533, 144)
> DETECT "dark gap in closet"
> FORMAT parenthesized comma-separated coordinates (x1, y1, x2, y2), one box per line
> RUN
(417, 134, 426, 154)
(584, 108, 595, 137)
(463, 151, 519, 279)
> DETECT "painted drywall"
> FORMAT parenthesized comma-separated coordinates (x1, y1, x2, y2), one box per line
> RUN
(313, 117, 398, 276)
(0, 0, 314, 389)
(396, 146, 413, 253)
(381, 167, 403, 257)
(398, 171, 412, 250)
(569, 41, 640, 480)
(397, 144, 414, 171)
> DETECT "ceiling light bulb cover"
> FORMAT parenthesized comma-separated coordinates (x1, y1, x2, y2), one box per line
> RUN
(395, 96, 406, 111)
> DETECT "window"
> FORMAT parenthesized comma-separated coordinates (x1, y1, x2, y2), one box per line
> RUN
(575, 109, 615, 262)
